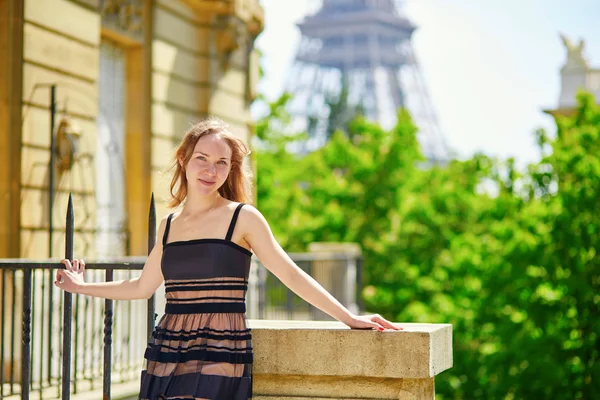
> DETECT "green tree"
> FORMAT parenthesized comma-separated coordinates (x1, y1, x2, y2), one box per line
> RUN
(254, 92, 600, 399)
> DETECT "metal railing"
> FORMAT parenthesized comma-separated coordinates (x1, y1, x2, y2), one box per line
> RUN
(0, 194, 363, 399)
(0, 194, 156, 400)
(250, 254, 362, 321)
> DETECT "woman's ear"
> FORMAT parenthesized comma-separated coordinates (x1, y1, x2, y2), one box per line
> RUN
(178, 156, 184, 168)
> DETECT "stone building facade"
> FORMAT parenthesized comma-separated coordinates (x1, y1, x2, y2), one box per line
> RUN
(0, 0, 264, 260)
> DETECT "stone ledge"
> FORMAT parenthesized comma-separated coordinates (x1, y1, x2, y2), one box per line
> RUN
(248, 320, 452, 399)
(248, 320, 453, 379)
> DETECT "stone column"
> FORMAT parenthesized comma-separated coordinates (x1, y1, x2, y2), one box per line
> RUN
(249, 320, 453, 400)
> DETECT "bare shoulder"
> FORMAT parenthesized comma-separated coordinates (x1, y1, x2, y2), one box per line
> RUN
(235, 204, 275, 251)
(159, 212, 173, 225)
(165, 209, 182, 223)
(238, 203, 264, 220)
(156, 213, 173, 235)
(235, 205, 279, 255)
(237, 204, 269, 231)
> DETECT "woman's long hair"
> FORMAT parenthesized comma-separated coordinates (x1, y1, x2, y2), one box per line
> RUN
(168, 118, 253, 208)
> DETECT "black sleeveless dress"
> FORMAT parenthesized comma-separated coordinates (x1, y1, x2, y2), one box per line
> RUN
(139, 203, 253, 399)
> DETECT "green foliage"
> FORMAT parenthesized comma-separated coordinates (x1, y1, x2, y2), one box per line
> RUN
(254, 92, 599, 399)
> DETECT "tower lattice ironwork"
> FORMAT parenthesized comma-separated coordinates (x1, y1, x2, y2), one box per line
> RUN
(286, 0, 450, 162)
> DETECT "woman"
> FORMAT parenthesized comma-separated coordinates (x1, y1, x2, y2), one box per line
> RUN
(55, 118, 401, 399)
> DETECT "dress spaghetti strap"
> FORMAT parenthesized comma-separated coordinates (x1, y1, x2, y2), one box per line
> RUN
(162, 213, 174, 246)
(225, 203, 245, 241)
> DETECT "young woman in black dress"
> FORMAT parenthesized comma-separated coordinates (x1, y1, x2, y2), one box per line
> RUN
(55, 118, 401, 399)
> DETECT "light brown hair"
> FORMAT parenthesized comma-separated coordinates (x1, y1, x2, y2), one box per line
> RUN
(168, 118, 253, 208)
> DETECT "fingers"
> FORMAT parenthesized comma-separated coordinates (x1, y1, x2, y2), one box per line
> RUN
(354, 321, 382, 331)
(349, 315, 402, 332)
(371, 315, 403, 331)
(74, 259, 85, 272)
(63, 259, 77, 272)
(55, 269, 64, 285)
(60, 259, 85, 273)
(60, 259, 72, 270)
(369, 317, 385, 331)
(56, 260, 77, 287)
(381, 321, 403, 330)
(73, 259, 86, 272)
(368, 321, 384, 331)
(370, 315, 385, 329)
(361, 318, 384, 331)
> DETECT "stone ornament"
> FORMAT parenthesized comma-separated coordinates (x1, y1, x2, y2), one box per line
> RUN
(560, 33, 589, 70)
(55, 116, 82, 172)
(101, 0, 144, 39)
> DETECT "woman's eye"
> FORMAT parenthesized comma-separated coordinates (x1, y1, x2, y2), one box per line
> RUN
(197, 156, 206, 161)
(218, 161, 228, 165)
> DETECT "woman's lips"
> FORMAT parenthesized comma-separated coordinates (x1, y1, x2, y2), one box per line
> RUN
(198, 179, 215, 186)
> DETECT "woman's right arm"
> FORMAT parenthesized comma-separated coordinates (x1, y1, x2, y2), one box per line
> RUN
(55, 217, 167, 301)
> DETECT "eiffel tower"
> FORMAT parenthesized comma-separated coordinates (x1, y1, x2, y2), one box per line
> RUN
(286, 0, 450, 162)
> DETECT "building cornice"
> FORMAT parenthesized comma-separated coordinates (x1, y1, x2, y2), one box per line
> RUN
(181, 0, 264, 35)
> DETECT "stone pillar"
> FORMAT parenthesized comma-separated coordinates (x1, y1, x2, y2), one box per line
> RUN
(0, 0, 23, 259)
(249, 320, 453, 399)
(0, 0, 24, 379)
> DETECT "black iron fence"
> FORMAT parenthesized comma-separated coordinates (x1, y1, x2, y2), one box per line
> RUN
(0, 194, 363, 399)
(0, 194, 156, 400)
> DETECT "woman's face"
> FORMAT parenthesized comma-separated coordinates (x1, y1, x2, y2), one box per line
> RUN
(182, 134, 232, 196)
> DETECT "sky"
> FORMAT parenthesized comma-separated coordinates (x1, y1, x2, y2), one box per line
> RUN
(254, 0, 600, 165)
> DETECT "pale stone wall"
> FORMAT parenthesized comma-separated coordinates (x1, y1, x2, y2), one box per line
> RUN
(150, 0, 208, 217)
(20, 0, 100, 259)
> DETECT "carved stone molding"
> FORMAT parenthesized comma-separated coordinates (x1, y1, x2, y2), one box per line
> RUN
(215, 14, 246, 54)
(101, 0, 144, 42)
(182, 0, 264, 35)
(181, 0, 264, 102)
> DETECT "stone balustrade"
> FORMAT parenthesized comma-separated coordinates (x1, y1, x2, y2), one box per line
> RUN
(248, 320, 453, 400)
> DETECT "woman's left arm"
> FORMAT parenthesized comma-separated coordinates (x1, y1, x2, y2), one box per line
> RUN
(241, 206, 401, 331)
